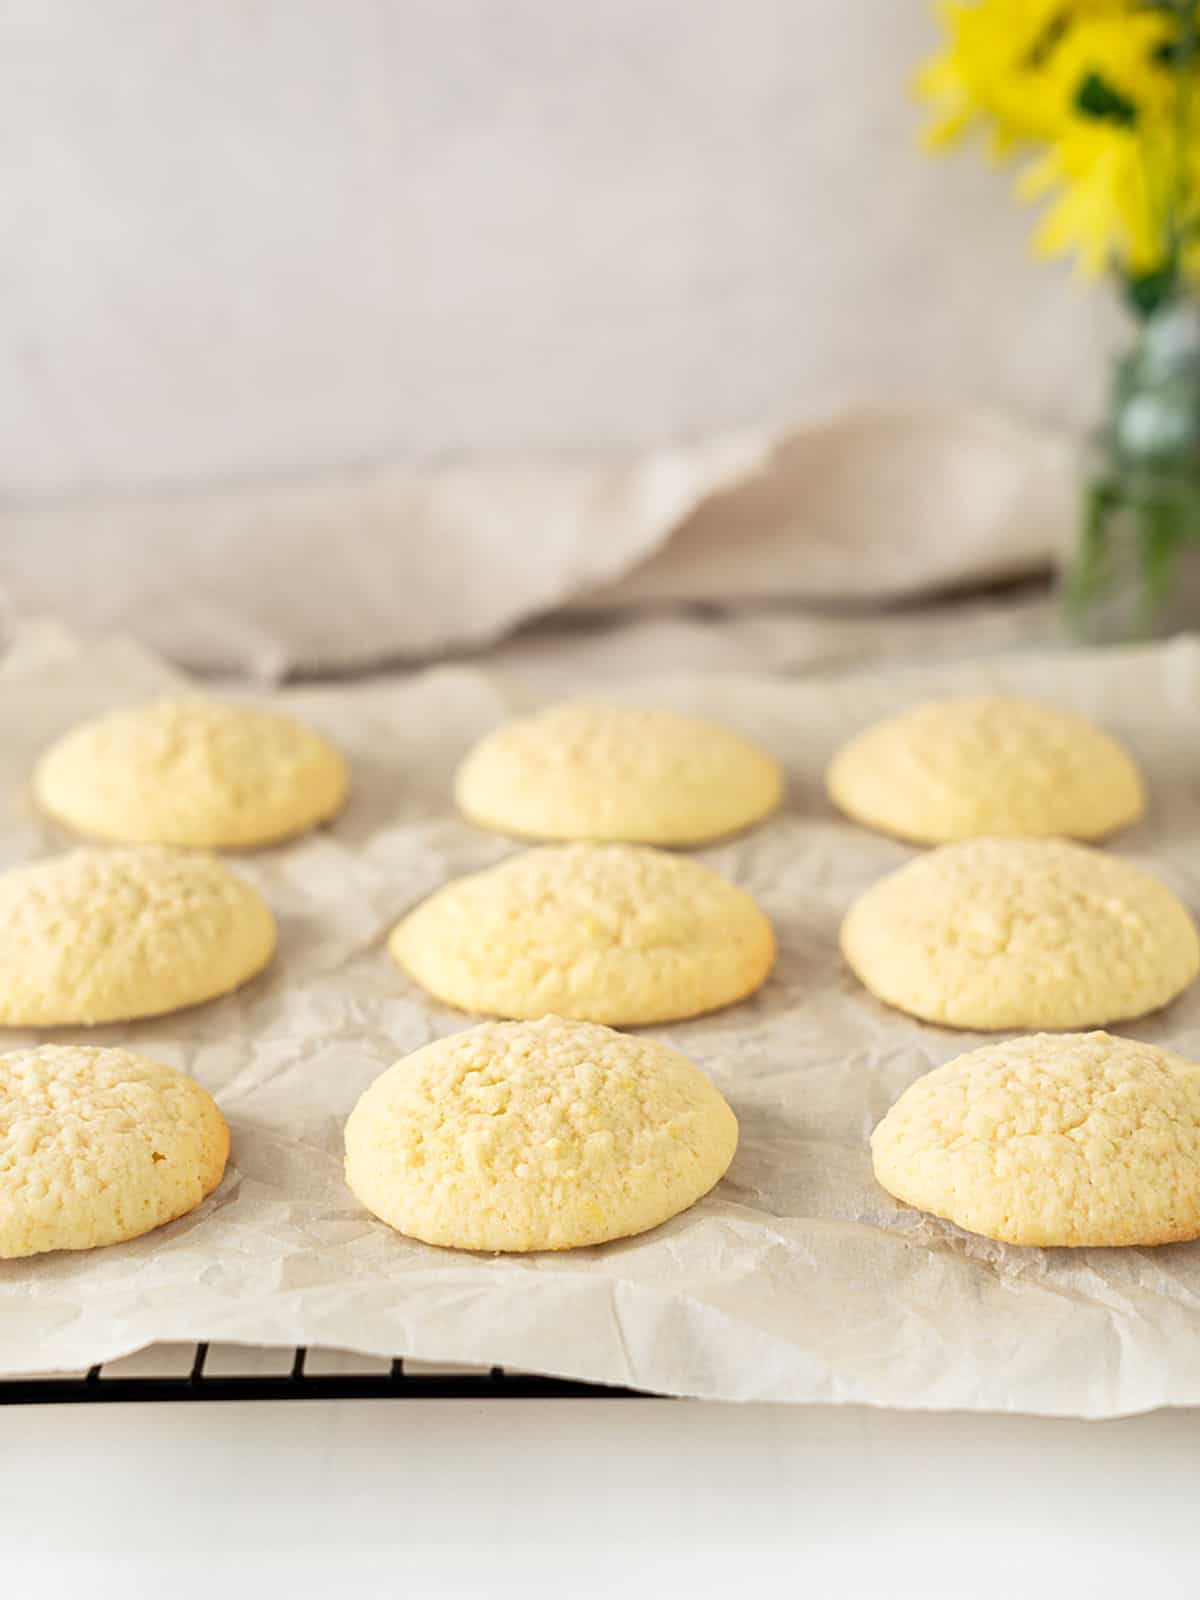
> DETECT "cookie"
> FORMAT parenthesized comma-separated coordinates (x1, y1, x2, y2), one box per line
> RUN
(0, 847, 276, 1026)
(390, 842, 775, 1025)
(344, 1015, 738, 1251)
(34, 697, 349, 849)
(0, 1044, 229, 1258)
(827, 695, 1144, 845)
(455, 701, 783, 845)
(841, 838, 1199, 1030)
(871, 1032, 1200, 1247)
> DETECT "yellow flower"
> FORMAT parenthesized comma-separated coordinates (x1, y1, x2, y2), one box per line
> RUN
(1040, 11, 1175, 122)
(918, 0, 1199, 286)
(1019, 120, 1168, 276)
(917, 0, 1075, 153)
(1017, 12, 1177, 276)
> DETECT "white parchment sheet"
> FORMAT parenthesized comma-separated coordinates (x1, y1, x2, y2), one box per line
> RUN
(5, 632, 1200, 1415)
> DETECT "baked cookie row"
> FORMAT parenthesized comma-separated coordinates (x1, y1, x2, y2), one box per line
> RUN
(31, 689, 1149, 853)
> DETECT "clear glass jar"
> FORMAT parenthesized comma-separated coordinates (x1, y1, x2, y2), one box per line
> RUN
(1064, 302, 1200, 643)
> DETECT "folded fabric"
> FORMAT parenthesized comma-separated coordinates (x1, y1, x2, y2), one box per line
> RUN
(0, 405, 1072, 679)
(576, 406, 1073, 611)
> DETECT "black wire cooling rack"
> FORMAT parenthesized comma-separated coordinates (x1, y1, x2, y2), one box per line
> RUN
(0, 1345, 649, 1405)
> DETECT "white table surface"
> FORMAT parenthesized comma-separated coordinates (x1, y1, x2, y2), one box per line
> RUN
(4, 1346, 1199, 1599)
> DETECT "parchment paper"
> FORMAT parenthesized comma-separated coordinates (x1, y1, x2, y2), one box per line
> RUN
(5, 630, 1200, 1416)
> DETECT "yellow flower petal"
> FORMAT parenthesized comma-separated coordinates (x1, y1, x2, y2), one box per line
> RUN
(918, 0, 1185, 283)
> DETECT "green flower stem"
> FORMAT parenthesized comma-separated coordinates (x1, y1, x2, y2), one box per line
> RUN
(1067, 480, 1116, 616)
(1135, 492, 1188, 631)
(1068, 468, 1200, 639)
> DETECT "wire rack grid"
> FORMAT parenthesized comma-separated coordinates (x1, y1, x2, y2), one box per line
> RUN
(0, 1343, 651, 1405)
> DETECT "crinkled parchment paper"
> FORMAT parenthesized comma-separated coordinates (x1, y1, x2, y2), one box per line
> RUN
(5, 631, 1200, 1416)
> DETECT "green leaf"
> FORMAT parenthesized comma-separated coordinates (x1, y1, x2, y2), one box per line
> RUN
(1074, 71, 1138, 126)
(1125, 266, 1179, 318)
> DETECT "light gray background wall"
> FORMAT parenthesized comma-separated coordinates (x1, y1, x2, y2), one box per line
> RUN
(2, 0, 1115, 497)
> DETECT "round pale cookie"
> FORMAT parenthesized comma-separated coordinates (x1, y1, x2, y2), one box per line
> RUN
(872, 1032, 1200, 1247)
(34, 697, 349, 849)
(0, 847, 276, 1026)
(390, 842, 775, 1025)
(841, 838, 1199, 1031)
(344, 1015, 738, 1251)
(455, 702, 783, 845)
(0, 1044, 229, 1259)
(827, 695, 1144, 845)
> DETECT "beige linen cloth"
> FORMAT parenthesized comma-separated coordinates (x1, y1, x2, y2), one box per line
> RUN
(0, 405, 1071, 680)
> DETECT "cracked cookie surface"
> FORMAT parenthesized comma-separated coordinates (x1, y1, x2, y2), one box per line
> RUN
(455, 701, 783, 845)
(390, 842, 775, 1025)
(841, 838, 1199, 1030)
(0, 847, 276, 1026)
(344, 1015, 738, 1251)
(0, 1044, 229, 1258)
(871, 1031, 1200, 1246)
(827, 695, 1144, 845)
(35, 697, 349, 849)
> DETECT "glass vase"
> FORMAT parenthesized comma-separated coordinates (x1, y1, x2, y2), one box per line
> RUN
(1064, 302, 1200, 643)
